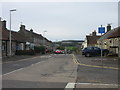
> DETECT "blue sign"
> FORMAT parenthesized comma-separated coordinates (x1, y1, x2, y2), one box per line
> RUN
(98, 27, 105, 33)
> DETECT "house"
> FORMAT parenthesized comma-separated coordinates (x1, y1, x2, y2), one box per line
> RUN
(97, 24, 120, 56)
(1, 20, 26, 57)
(18, 25, 52, 50)
(1, 18, 52, 57)
(82, 31, 101, 48)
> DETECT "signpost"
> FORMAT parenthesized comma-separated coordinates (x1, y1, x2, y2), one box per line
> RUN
(98, 25, 105, 65)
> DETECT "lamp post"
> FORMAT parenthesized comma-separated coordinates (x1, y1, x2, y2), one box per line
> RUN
(43, 30, 47, 46)
(9, 9, 16, 56)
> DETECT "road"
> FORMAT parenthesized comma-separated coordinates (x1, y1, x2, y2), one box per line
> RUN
(2, 54, 120, 89)
(2, 54, 77, 88)
(74, 55, 119, 89)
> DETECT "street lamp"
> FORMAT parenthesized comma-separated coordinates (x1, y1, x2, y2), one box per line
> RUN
(43, 30, 47, 46)
(9, 9, 16, 56)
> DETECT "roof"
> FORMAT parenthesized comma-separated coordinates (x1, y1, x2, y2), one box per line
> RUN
(62, 40, 84, 42)
(11, 31, 27, 42)
(19, 28, 52, 43)
(99, 27, 120, 40)
(86, 35, 101, 45)
(1, 29, 26, 42)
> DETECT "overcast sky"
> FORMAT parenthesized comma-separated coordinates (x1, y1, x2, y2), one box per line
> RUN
(1, 1, 118, 41)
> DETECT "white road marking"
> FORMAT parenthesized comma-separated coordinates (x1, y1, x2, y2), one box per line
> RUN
(75, 83, 118, 86)
(3, 60, 45, 76)
(65, 82, 118, 89)
(3, 67, 25, 76)
(65, 83, 75, 89)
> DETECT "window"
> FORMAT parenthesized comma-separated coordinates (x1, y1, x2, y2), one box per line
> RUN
(87, 47, 93, 50)
(110, 40, 112, 43)
(94, 47, 100, 50)
(2, 41, 5, 51)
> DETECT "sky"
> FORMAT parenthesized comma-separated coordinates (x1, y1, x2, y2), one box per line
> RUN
(1, 0, 119, 42)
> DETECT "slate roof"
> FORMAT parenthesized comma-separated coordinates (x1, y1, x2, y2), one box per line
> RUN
(99, 27, 120, 40)
(86, 35, 101, 45)
(2, 29, 26, 42)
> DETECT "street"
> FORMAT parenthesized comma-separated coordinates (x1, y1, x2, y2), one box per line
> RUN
(2, 54, 120, 89)
(75, 55, 119, 89)
(2, 54, 77, 89)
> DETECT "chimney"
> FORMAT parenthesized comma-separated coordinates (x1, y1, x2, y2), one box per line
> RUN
(20, 25, 25, 31)
(30, 29, 33, 32)
(107, 24, 111, 32)
(2, 20, 6, 30)
(92, 30, 96, 36)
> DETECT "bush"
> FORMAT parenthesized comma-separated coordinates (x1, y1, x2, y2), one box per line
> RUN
(34, 46, 45, 54)
(15, 49, 35, 55)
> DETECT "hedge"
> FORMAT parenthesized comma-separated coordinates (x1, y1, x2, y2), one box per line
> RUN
(34, 46, 45, 54)
(15, 49, 35, 55)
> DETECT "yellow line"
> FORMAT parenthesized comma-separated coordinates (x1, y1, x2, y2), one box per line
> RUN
(72, 54, 120, 70)
(72, 54, 79, 64)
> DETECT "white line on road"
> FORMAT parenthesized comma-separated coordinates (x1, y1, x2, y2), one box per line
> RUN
(75, 83, 118, 86)
(3, 60, 45, 76)
(64, 82, 118, 89)
(65, 83, 75, 90)
(3, 67, 25, 76)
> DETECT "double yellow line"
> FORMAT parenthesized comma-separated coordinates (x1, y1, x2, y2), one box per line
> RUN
(72, 54, 120, 70)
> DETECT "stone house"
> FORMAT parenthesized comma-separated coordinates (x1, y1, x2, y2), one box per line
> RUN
(82, 31, 101, 48)
(1, 20, 26, 57)
(97, 25, 120, 56)
(18, 25, 52, 50)
(1, 19, 52, 57)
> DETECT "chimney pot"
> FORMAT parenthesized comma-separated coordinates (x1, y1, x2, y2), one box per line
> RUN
(30, 29, 33, 32)
(20, 25, 25, 30)
(2, 20, 6, 30)
(92, 30, 96, 36)
(107, 24, 111, 32)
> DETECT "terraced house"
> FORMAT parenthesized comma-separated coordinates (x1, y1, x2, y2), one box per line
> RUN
(82, 31, 101, 48)
(1, 20, 26, 57)
(97, 24, 120, 57)
(0, 18, 52, 57)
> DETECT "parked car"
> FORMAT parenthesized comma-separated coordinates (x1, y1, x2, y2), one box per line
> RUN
(55, 49, 64, 54)
(82, 47, 109, 57)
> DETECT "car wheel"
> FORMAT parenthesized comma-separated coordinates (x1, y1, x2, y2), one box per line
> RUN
(85, 53, 90, 57)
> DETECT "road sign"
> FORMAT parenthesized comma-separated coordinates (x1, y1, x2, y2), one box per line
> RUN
(98, 27, 105, 33)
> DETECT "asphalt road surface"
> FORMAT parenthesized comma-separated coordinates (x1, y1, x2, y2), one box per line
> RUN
(2, 54, 120, 89)
(75, 55, 119, 89)
(2, 54, 77, 89)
